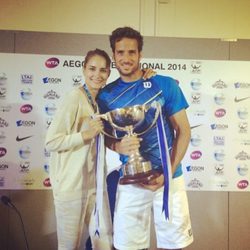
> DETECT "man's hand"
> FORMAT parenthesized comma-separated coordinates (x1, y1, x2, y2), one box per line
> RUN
(115, 135, 142, 155)
(139, 174, 164, 192)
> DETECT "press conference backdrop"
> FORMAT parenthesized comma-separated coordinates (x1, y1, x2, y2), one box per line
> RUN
(0, 53, 249, 191)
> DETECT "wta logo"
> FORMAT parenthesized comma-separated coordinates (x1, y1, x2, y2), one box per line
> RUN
(20, 104, 33, 114)
(45, 57, 60, 68)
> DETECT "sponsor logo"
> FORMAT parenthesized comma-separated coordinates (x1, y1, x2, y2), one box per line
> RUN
(45, 103, 57, 116)
(186, 165, 204, 172)
(72, 75, 82, 86)
(234, 96, 250, 103)
(190, 78, 202, 90)
(43, 77, 62, 84)
(43, 177, 51, 187)
(191, 124, 202, 130)
(237, 180, 249, 189)
(190, 61, 202, 74)
(0, 73, 7, 85)
(235, 151, 250, 160)
(215, 108, 226, 118)
(44, 163, 49, 173)
(21, 74, 33, 84)
(43, 90, 60, 99)
(214, 93, 225, 105)
(191, 92, 201, 104)
(238, 122, 248, 133)
(0, 118, 8, 127)
(212, 177, 229, 188)
(20, 178, 35, 186)
(45, 57, 60, 68)
(46, 118, 53, 129)
(190, 134, 201, 146)
(234, 82, 250, 89)
(237, 107, 248, 120)
(237, 163, 248, 176)
(0, 105, 11, 112)
(19, 146, 31, 159)
(190, 150, 202, 160)
(0, 176, 5, 187)
(0, 87, 7, 99)
(19, 161, 30, 173)
(143, 81, 152, 88)
(0, 131, 6, 144)
(16, 120, 36, 127)
(16, 135, 33, 142)
(212, 80, 227, 89)
(214, 149, 225, 161)
(0, 147, 7, 157)
(214, 164, 224, 175)
(63, 60, 84, 67)
(210, 124, 228, 130)
(44, 148, 51, 158)
(213, 136, 225, 146)
(191, 110, 206, 116)
(0, 163, 8, 170)
(187, 178, 203, 189)
(239, 139, 250, 146)
(20, 88, 32, 100)
(20, 104, 33, 114)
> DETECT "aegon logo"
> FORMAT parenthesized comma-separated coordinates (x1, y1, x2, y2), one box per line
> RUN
(16, 120, 36, 127)
(20, 104, 33, 113)
(45, 58, 60, 68)
(215, 108, 226, 118)
(237, 180, 249, 189)
(0, 147, 7, 157)
(190, 151, 202, 160)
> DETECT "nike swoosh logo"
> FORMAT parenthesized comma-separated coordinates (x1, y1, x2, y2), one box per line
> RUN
(234, 96, 250, 102)
(191, 124, 202, 129)
(16, 135, 33, 141)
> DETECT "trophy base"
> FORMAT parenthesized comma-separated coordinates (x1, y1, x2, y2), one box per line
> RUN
(119, 170, 161, 185)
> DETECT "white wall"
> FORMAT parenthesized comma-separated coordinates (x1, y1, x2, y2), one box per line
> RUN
(1, 0, 250, 39)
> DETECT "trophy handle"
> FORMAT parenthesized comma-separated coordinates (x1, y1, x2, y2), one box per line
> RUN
(96, 114, 125, 139)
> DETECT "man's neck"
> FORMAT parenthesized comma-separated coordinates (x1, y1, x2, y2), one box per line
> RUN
(120, 70, 143, 83)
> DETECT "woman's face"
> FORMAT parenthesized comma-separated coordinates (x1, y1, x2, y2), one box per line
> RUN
(83, 55, 110, 92)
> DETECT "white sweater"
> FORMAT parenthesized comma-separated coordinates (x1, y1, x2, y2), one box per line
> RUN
(45, 87, 104, 202)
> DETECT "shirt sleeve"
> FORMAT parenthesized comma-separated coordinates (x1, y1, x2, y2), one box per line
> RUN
(161, 76, 189, 116)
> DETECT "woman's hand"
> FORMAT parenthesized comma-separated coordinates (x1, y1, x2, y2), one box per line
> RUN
(142, 68, 156, 80)
(81, 117, 104, 142)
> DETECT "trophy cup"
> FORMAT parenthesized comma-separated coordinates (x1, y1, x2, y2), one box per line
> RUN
(100, 101, 161, 185)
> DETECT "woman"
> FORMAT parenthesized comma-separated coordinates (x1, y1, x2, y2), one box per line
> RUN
(45, 49, 112, 250)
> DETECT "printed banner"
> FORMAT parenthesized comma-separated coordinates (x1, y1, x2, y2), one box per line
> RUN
(0, 53, 249, 191)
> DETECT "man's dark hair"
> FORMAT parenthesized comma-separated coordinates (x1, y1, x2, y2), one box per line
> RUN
(109, 27, 143, 53)
(84, 48, 111, 69)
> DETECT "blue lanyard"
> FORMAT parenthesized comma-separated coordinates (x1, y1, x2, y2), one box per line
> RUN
(83, 84, 97, 113)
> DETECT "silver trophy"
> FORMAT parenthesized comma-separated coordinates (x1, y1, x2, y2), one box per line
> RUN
(100, 101, 161, 185)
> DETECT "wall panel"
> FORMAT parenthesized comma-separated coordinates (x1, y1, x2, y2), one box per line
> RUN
(0, 29, 250, 250)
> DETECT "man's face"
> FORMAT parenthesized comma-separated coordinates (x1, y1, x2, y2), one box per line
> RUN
(113, 38, 141, 80)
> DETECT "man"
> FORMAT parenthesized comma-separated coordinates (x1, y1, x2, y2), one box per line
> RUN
(97, 27, 193, 250)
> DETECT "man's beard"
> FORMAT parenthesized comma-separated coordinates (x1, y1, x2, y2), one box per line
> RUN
(117, 64, 140, 77)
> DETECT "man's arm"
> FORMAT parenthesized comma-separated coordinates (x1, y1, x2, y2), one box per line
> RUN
(169, 108, 191, 175)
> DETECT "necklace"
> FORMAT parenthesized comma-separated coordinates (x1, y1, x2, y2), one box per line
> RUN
(82, 84, 97, 113)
